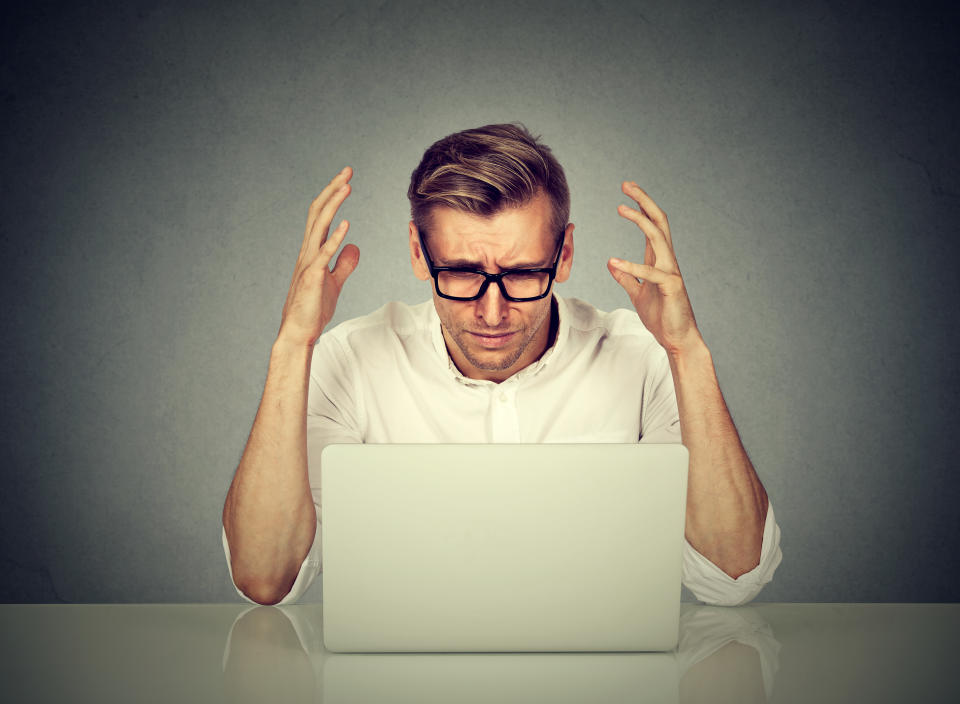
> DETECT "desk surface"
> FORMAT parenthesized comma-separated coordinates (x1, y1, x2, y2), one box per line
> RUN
(1, 603, 957, 703)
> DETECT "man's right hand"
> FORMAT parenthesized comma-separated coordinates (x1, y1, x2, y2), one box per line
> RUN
(278, 167, 359, 347)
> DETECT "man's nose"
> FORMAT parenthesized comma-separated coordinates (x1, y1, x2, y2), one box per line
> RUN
(475, 280, 509, 326)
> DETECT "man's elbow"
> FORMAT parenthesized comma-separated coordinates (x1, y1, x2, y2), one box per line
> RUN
(235, 577, 293, 606)
(720, 553, 762, 581)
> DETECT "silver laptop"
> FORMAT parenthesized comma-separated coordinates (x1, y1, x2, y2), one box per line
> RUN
(320, 443, 689, 653)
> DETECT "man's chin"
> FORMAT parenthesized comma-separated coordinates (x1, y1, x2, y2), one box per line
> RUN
(466, 355, 521, 373)
(459, 339, 525, 373)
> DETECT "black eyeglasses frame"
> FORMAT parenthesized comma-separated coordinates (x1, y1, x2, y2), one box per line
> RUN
(418, 233, 565, 302)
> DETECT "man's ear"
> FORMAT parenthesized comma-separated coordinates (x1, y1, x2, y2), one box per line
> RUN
(409, 222, 430, 281)
(554, 223, 575, 284)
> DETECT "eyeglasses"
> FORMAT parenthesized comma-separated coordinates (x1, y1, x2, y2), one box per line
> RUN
(419, 233, 564, 302)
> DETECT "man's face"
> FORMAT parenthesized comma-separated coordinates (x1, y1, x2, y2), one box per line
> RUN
(408, 192, 573, 382)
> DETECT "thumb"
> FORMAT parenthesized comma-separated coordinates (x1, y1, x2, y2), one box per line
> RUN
(330, 243, 360, 288)
(607, 259, 641, 299)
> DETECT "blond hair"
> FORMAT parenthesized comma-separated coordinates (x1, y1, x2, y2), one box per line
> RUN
(408, 123, 569, 243)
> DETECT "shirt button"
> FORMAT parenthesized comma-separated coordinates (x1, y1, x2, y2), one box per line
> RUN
(499, 392, 508, 402)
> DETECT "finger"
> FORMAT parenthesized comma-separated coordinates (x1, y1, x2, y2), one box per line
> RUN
(608, 257, 673, 286)
(607, 259, 643, 300)
(306, 167, 353, 225)
(330, 243, 360, 289)
(621, 181, 672, 245)
(306, 182, 351, 255)
(301, 167, 353, 248)
(313, 219, 349, 269)
(295, 221, 347, 292)
(617, 204, 678, 274)
(643, 238, 655, 268)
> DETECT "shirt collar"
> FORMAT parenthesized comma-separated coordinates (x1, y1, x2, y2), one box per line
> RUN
(428, 293, 571, 387)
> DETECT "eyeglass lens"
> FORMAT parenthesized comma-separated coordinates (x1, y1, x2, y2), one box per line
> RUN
(437, 270, 550, 299)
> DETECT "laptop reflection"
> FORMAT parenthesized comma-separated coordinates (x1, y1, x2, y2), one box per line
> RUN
(222, 603, 778, 704)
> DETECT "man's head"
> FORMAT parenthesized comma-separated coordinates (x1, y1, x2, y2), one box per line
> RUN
(407, 123, 570, 238)
(407, 123, 574, 382)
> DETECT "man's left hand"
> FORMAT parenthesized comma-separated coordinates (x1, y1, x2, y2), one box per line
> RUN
(607, 182, 703, 356)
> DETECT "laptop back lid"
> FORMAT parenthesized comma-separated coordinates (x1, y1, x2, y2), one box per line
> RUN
(320, 443, 688, 652)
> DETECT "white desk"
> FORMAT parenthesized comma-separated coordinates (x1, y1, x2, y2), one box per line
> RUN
(2, 603, 957, 702)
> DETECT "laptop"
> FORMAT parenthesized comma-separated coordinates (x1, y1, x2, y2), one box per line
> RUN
(320, 443, 689, 653)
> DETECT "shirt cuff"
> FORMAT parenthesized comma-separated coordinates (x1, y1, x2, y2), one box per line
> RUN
(681, 503, 783, 606)
(221, 505, 323, 605)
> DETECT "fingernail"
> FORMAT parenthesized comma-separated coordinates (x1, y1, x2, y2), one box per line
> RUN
(610, 258, 622, 265)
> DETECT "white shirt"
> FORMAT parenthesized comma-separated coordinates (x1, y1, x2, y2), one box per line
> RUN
(223, 294, 782, 606)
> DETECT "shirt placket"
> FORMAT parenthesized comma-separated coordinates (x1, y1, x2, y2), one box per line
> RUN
(489, 379, 521, 443)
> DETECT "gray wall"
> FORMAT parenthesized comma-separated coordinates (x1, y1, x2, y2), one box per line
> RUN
(2, 0, 958, 603)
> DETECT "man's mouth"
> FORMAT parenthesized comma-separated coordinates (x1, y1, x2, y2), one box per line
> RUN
(468, 330, 517, 348)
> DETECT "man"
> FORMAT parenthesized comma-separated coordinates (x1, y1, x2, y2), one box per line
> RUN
(221, 123, 782, 607)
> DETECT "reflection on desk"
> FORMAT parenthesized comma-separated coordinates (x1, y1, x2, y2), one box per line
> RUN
(223, 603, 778, 703)
(1, 603, 958, 703)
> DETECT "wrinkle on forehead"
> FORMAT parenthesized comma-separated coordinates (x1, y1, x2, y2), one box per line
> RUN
(438, 236, 554, 271)
(426, 194, 556, 270)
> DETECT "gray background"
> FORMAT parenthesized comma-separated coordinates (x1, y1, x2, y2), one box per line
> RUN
(2, 0, 958, 603)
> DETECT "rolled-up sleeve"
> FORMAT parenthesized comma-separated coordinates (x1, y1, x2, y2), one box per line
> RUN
(682, 502, 782, 606)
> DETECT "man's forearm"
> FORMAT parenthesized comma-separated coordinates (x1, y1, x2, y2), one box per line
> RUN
(222, 339, 318, 604)
(668, 338, 769, 578)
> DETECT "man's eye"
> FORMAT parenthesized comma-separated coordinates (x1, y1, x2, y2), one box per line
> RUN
(447, 271, 480, 279)
(505, 271, 541, 282)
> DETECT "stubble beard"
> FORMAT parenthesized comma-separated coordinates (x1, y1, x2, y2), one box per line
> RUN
(444, 305, 551, 373)
(451, 326, 529, 371)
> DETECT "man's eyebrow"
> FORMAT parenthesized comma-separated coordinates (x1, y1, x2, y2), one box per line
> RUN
(440, 256, 551, 269)
(439, 256, 485, 268)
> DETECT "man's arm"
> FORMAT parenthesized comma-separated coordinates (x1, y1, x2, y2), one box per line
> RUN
(608, 182, 767, 578)
(222, 167, 359, 605)
(668, 340, 768, 577)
